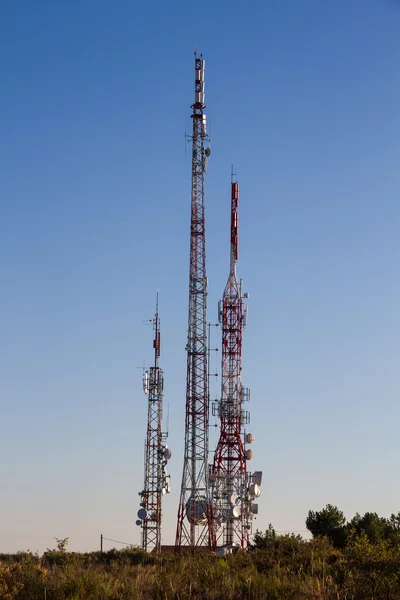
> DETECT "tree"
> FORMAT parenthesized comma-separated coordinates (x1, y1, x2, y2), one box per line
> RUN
(252, 524, 276, 549)
(306, 504, 347, 547)
(349, 512, 387, 543)
(385, 512, 400, 545)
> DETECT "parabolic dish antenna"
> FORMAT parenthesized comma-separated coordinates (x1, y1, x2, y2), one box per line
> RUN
(137, 508, 148, 520)
(249, 483, 261, 498)
(232, 505, 241, 518)
(185, 495, 208, 525)
(229, 493, 238, 505)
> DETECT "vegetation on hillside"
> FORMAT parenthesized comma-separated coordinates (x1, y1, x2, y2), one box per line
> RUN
(1, 506, 400, 599)
(305, 504, 400, 547)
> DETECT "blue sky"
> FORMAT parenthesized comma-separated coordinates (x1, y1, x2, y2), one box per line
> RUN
(1, 0, 400, 552)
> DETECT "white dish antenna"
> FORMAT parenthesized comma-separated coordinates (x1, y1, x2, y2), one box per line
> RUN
(135, 519, 142, 526)
(229, 492, 238, 505)
(249, 483, 261, 498)
(232, 505, 241, 518)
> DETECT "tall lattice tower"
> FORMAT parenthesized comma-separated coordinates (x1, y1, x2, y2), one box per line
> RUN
(137, 296, 171, 553)
(175, 52, 212, 551)
(210, 177, 263, 553)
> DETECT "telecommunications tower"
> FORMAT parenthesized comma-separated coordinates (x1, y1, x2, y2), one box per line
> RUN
(175, 52, 212, 550)
(137, 296, 171, 553)
(210, 176, 263, 553)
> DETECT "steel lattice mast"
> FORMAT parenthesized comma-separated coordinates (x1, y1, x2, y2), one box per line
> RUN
(137, 296, 171, 553)
(210, 177, 262, 552)
(175, 52, 212, 551)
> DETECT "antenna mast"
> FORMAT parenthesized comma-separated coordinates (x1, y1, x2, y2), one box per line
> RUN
(137, 295, 171, 553)
(210, 177, 262, 552)
(176, 52, 212, 550)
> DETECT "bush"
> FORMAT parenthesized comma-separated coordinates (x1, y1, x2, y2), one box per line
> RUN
(2, 536, 400, 599)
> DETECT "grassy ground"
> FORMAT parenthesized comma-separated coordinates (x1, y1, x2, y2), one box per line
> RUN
(1, 534, 400, 599)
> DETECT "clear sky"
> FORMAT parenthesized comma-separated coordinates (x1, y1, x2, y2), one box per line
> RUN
(1, 0, 400, 553)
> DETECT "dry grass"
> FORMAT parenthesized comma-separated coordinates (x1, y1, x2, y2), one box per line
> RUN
(1, 534, 400, 599)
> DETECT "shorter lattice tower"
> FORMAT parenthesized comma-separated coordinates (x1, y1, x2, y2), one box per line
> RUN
(137, 296, 171, 553)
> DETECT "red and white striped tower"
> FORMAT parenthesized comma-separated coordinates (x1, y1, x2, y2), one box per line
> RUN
(210, 176, 261, 552)
(175, 52, 213, 551)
